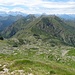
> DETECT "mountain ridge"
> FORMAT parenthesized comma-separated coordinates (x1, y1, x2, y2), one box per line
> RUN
(1, 15, 75, 46)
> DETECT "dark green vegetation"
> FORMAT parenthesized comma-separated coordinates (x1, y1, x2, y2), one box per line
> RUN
(68, 48, 75, 56)
(0, 35, 3, 40)
(0, 14, 75, 75)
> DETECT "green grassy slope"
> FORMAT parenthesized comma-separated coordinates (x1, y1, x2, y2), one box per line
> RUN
(1, 14, 36, 38)
(0, 39, 75, 75)
(13, 15, 75, 46)
(1, 15, 75, 74)
(2, 15, 75, 46)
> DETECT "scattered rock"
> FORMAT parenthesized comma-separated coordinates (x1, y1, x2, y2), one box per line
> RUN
(0, 64, 2, 67)
(2, 65, 7, 68)
(28, 73, 34, 75)
(3, 68, 9, 72)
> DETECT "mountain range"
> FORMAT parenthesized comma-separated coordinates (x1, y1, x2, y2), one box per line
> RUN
(57, 14, 75, 20)
(0, 11, 27, 16)
(0, 15, 24, 31)
(1, 14, 75, 46)
(0, 13, 75, 75)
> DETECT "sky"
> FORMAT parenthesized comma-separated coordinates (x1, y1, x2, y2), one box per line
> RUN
(0, 0, 75, 14)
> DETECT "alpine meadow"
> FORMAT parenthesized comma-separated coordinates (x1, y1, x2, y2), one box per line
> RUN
(0, 0, 75, 75)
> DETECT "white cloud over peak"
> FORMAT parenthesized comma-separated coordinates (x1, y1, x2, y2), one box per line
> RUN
(0, 0, 75, 14)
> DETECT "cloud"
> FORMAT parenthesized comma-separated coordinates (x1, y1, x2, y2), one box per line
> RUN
(0, 0, 75, 14)
(0, 6, 9, 12)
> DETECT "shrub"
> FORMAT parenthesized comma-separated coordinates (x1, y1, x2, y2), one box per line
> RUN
(50, 70, 56, 74)
(0, 36, 4, 40)
(18, 39, 25, 45)
(12, 42, 18, 47)
(0, 67, 3, 71)
(51, 43, 55, 47)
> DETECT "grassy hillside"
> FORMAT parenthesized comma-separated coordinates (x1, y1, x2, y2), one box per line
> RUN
(65, 20, 75, 28)
(0, 15, 75, 75)
(12, 15, 75, 46)
(0, 39, 75, 75)
(1, 14, 36, 38)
